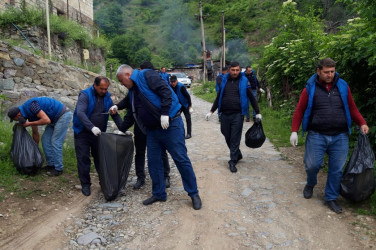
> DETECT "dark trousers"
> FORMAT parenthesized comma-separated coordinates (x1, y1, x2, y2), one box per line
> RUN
(147, 116, 198, 199)
(134, 123, 170, 181)
(181, 106, 192, 135)
(220, 113, 244, 163)
(74, 131, 100, 187)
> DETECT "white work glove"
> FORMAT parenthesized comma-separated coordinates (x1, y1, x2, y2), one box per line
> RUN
(109, 105, 118, 114)
(255, 114, 262, 120)
(205, 112, 212, 121)
(290, 132, 298, 147)
(189, 107, 194, 114)
(161, 115, 169, 130)
(125, 131, 134, 137)
(91, 126, 101, 136)
(259, 88, 265, 94)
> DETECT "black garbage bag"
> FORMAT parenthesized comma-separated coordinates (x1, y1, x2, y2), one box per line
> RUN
(10, 124, 44, 174)
(98, 132, 134, 201)
(340, 132, 375, 202)
(245, 119, 266, 148)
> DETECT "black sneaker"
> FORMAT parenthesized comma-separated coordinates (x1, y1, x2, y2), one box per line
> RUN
(142, 196, 166, 205)
(82, 186, 91, 196)
(191, 195, 202, 210)
(325, 200, 342, 214)
(133, 179, 145, 190)
(185, 134, 192, 139)
(228, 161, 237, 173)
(47, 169, 63, 176)
(43, 165, 55, 171)
(165, 176, 171, 188)
(303, 185, 314, 199)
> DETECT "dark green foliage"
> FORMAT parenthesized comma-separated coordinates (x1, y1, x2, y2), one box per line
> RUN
(110, 32, 147, 67)
(94, 2, 125, 35)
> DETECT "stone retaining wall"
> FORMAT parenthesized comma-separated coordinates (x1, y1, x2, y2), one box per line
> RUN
(0, 39, 127, 113)
(0, 25, 104, 73)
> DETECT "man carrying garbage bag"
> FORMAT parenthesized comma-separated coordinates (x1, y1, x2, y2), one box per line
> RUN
(72, 76, 123, 196)
(206, 61, 262, 173)
(116, 63, 202, 210)
(290, 58, 369, 213)
(8, 97, 72, 176)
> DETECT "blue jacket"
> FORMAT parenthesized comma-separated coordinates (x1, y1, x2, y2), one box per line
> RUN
(218, 73, 250, 115)
(175, 82, 189, 108)
(159, 72, 170, 85)
(19, 97, 63, 122)
(130, 69, 181, 118)
(72, 86, 113, 134)
(215, 73, 224, 93)
(302, 73, 352, 135)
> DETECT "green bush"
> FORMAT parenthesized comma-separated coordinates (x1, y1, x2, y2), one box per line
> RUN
(0, 7, 43, 27)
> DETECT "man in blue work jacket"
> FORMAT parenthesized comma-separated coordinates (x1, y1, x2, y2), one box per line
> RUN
(206, 61, 262, 173)
(72, 76, 122, 196)
(8, 97, 72, 176)
(116, 63, 202, 210)
(109, 62, 172, 190)
(170, 75, 193, 139)
(159, 66, 170, 85)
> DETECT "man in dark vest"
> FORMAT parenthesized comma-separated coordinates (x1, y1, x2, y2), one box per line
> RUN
(116, 63, 202, 210)
(72, 76, 122, 196)
(290, 58, 369, 213)
(170, 75, 193, 139)
(8, 97, 72, 176)
(244, 66, 263, 122)
(205, 61, 262, 173)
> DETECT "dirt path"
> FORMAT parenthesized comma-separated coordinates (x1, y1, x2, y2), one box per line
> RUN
(1, 93, 376, 249)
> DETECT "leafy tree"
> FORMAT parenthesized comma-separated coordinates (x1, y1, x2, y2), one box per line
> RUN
(111, 33, 147, 67)
(134, 47, 152, 67)
(94, 2, 124, 35)
(260, 1, 326, 103)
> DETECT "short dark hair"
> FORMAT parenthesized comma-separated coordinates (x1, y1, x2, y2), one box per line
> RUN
(8, 106, 20, 121)
(170, 75, 177, 82)
(317, 58, 336, 69)
(230, 61, 240, 68)
(94, 76, 110, 86)
(245, 66, 252, 71)
(161, 66, 165, 70)
(222, 66, 228, 71)
(140, 61, 154, 70)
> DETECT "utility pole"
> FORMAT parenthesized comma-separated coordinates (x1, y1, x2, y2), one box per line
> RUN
(222, 11, 226, 68)
(78, 0, 83, 23)
(45, 0, 51, 58)
(67, 0, 69, 20)
(199, 1, 207, 83)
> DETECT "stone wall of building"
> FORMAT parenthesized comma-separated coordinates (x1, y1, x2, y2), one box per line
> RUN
(0, 40, 127, 113)
(0, 0, 93, 27)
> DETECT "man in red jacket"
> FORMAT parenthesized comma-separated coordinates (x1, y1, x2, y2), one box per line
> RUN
(290, 58, 369, 213)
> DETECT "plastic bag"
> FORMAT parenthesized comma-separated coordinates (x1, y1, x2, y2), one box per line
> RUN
(340, 132, 375, 202)
(10, 124, 44, 174)
(245, 119, 266, 148)
(98, 132, 134, 201)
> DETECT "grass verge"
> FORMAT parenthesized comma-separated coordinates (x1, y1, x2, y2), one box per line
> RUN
(0, 121, 78, 201)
